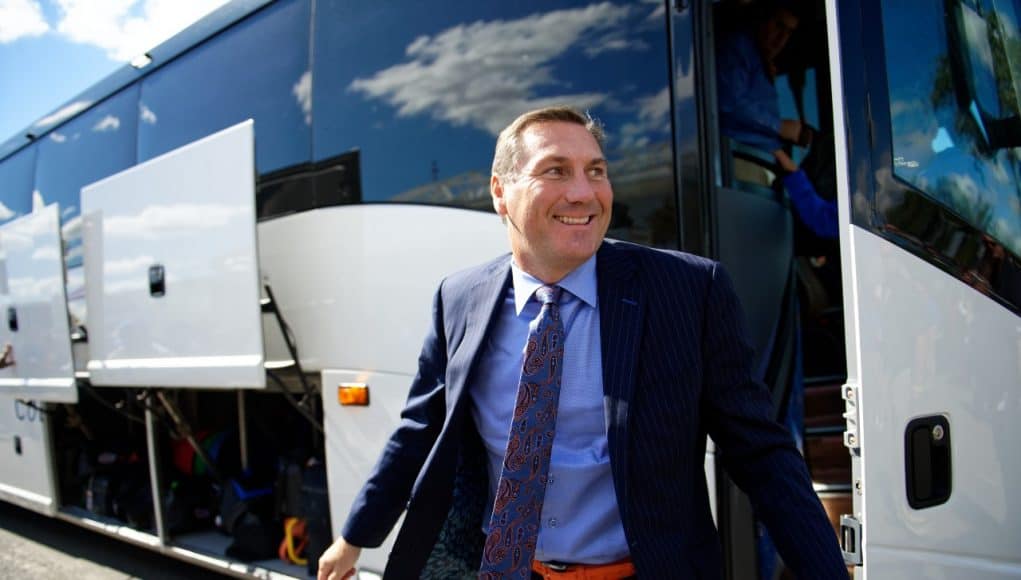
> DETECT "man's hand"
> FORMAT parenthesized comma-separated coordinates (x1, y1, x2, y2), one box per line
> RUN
(773, 149, 798, 173)
(317, 537, 362, 580)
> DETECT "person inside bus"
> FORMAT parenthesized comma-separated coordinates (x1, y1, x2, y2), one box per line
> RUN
(0, 344, 13, 369)
(316, 106, 847, 580)
(716, 0, 837, 239)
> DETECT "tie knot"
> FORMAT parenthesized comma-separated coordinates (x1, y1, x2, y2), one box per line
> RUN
(535, 285, 562, 306)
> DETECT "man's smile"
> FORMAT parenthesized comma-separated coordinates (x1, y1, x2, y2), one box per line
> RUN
(554, 215, 594, 225)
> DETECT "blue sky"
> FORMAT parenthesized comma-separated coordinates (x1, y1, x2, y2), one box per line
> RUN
(0, 0, 229, 144)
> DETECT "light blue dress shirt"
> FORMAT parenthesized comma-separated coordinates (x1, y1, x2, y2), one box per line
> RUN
(469, 254, 629, 564)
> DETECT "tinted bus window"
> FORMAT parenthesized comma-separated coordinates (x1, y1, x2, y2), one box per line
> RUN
(137, 0, 311, 177)
(882, 0, 1021, 258)
(0, 146, 36, 227)
(313, 0, 676, 248)
(34, 85, 138, 227)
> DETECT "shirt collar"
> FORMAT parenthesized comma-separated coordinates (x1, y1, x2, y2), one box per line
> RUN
(510, 254, 598, 315)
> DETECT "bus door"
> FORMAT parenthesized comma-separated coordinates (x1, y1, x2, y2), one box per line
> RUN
(0, 204, 77, 403)
(693, 1, 848, 577)
(831, 0, 1021, 576)
(0, 203, 76, 515)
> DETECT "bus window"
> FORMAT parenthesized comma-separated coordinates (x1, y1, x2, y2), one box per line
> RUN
(137, 0, 311, 212)
(312, 0, 677, 248)
(881, 0, 1021, 261)
(33, 85, 138, 230)
(32, 85, 138, 328)
(0, 145, 36, 228)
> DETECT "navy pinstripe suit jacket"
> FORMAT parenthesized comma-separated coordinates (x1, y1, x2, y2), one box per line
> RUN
(343, 240, 846, 579)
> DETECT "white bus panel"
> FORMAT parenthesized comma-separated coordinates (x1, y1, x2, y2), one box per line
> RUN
(257, 204, 507, 374)
(81, 120, 264, 389)
(0, 204, 77, 403)
(846, 228, 1021, 579)
(0, 394, 57, 514)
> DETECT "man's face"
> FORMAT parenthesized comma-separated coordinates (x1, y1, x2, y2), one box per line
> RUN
(757, 8, 799, 61)
(491, 121, 612, 283)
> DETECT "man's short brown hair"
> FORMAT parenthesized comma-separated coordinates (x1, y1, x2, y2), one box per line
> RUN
(492, 106, 605, 178)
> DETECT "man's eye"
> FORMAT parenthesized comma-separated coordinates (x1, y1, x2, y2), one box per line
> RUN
(543, 167, 565, 176)
(588, 166, 607, 178)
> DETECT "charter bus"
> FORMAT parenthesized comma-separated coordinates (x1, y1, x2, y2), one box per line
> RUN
(0, 0, 1018, 578)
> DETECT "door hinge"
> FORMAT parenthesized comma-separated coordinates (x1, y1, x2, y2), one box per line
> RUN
(840, 514, 863, 566)
(842, 382, 861, 456)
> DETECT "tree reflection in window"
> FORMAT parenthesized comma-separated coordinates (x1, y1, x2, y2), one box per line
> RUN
(882, 0, 1021, 258)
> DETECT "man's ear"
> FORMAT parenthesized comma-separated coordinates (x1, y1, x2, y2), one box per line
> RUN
(491, 174, 507, 217)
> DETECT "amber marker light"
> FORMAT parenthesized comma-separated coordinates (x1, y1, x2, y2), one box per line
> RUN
(338, 383, 370, 406)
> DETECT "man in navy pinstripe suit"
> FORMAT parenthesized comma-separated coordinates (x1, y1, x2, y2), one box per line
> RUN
(318, 107, 846, 579)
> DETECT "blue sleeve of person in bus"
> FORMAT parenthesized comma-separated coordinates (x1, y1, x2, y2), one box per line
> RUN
(783, 169, 838, 238)
(716, 32, 784, 153)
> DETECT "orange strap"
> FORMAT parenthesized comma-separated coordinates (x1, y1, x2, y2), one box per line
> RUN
(278, 516, 308, 565)
(531, 557, 636, 580)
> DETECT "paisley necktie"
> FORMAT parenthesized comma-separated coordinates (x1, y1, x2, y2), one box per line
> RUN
(480, 285, 565, 579)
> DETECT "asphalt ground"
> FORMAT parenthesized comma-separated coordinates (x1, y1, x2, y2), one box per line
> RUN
(0, 500, 231, 580)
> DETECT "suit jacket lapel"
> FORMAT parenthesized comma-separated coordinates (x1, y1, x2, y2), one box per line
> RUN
(446, 258, 512, 408)
(596, 241, 643, 522)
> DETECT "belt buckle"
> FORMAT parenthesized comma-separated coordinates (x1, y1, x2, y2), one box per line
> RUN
(545, 561, 571, 572)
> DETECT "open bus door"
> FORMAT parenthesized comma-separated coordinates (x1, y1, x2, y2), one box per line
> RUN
(0, 203, 77, 404)
(0, 203, 77, 515)
(831, 0, 1021, 577)
(693, 1, 849, 577)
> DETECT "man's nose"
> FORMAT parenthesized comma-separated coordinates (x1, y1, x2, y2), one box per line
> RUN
(564, 172, 598, 203)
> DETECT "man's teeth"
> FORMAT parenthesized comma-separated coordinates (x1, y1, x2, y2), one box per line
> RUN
(556, 216, 590, 225)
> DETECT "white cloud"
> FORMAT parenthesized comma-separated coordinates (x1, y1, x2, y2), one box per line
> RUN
(583, 33, 647, 58)
(32, 189, 44, 212)
(223, 254, 255, 273)
(349, 2, 634, 136)
(64, 242, 81, 263)
(103, 255, 155, 276)
(61, 212, 80, 240)
(140, 103, 157, 125)
(0, 202, 15, 221)
(0, 0, 49, 43)
(893, 128, 937, 171)
(644, 0, 665, 22)
(49, 131, 67, 143)
(54, 0, 230, 62)
(103, 203, 246, 239)
(617, 87, 670, 149)
(889, 98, 929, 120)
(934, 172, 994, 226)
(293, 70, 312, 126)
(33, 100, 91, 130)
(1, 230, 31, 252)
(93, 115, 121, 132)
(8, 274, 62, 299)
(30, 246, 59, 261)
(990, 156, 1010, 185)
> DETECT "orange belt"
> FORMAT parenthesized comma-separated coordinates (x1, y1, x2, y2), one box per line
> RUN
(531, 557, 636, 580)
